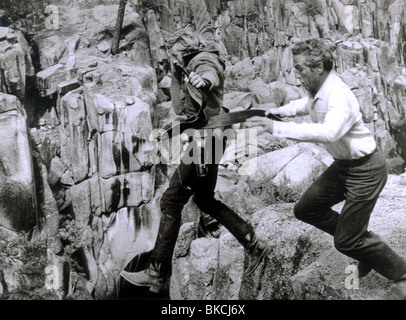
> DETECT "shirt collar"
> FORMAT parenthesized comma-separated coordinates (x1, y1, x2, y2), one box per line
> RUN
(312, 71, 337, 101)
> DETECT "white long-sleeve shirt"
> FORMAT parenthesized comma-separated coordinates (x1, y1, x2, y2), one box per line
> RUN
(273, 72, 376, 160)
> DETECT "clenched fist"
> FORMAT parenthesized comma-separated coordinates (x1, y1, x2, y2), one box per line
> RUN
(189, 71, 208, 89)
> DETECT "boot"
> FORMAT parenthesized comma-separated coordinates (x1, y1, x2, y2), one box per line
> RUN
(243, 232, 270, 276)
(382, 272, 406, 300)
(120, 259, 168, 294)
(357, 261, 372, 278)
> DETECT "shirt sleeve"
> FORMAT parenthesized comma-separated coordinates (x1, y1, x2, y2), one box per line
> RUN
(273, 93, 358, 143)
(195, 63, 220, 90)
(278, 97, 309, 117)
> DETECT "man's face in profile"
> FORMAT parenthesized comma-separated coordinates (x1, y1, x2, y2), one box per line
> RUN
(293, 53, 321, 97)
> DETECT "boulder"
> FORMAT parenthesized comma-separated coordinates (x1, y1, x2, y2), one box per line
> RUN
(269, 81, 304, 107)
(171, 229, 219, 300)
(83, 82, 154, 176)
(36, 64, 70, 97)
(4, 0, 406, 301)
(0, 93, 36, 232)
(237, 142, 332, 206)
(225, 58, 256, 91)
(92, 201, 162, 298)
(336, 41, 365, 73)
(378, 43, 402, 81)
(224, 92, 252, 111)
(257, 48, 281, 84)
(0, 27, 35, 101)
(47, 156, 65, 187)
(59, 88, 89, 183)
(154, 101, 177, 129)
(213, 142, 331, 220)
(331, 0, 358, 34)
(34, 34, 67, 70)
(98, 171, 155, 213)
(248, 77, 273, 104)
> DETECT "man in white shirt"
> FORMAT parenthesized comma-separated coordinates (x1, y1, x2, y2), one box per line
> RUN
(245, 38, 406, 299)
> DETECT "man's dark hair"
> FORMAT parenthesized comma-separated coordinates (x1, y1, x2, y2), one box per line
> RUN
(291, 38, 334, 72)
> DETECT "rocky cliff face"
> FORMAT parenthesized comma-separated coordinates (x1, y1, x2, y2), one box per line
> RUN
(0, 0, 405, 300)
(0, 0, 163, 299)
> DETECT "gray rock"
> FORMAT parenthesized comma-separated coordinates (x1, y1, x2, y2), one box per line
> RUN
(0, 93, 36, 232)
(213, 233, 244, 300)
(60, 170, 75, 186)
(36, 64, 68, 97)
(69, 179, 92, 225)
(57, 79, 80, 95)
(239, 142, 331, 204)
(0, 28, 34, 101)
(34, 34, 67, 70)
(47, 157, 65, 187)
(224, 92, 252, 111)
(225, 58, 256, 91)
(59, 88, 89, 183)
(171, 237, 219, 300)
(96, 40, 110, 53)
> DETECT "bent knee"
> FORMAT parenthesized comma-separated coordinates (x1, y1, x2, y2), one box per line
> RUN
(334, 236, 358, 254)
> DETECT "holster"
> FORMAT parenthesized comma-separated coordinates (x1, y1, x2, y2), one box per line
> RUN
(193, 139, 209, 178)
(196, 163, 209, 177)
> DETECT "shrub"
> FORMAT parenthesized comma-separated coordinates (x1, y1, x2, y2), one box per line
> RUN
(58, 219, 96, 275)
(0, 233, 58, 300)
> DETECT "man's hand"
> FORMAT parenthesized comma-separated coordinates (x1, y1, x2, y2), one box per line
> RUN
(265, 107, 281, 117)
(189, 71, 208, 89)
(243, 116, 275, 135)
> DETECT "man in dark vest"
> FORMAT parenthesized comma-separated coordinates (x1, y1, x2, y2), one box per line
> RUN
(120, 0, 269, 294)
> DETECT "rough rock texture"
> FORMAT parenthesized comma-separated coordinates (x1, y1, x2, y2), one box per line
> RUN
(0, 0, 405, 300)
(0, 28, 37, 233)
(0, 92, 36, 232)
(212, 143, 332, 216)
(0, 1, 162, 299)
(0, 27, 35, 102)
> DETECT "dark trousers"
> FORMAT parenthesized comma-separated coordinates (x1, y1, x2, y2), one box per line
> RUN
(294, 150, 406, 281)
(151, 137, 253, 271)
